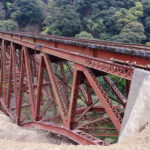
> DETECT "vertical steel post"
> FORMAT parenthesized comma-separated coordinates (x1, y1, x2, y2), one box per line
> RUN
(0, 45, 3, 98)
(59, 62, 69, 106)
(7, 47, 13, 109)
(24, 47, 35, 118)
(34, 54, 45, 121)
(17, 50, 24, 125)
(2, 40, 6, 105)
(12, 42, 19, 114)
(126, 80, 131, 98)
(86, 81, 93, 106)
(68, 64, 82, 129)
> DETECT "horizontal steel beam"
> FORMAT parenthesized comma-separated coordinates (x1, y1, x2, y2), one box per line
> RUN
(1, 31, 150, 58)
(1, 32, 150, 67)
(0, 36, 133, 80)
(22, 121, 108, 145)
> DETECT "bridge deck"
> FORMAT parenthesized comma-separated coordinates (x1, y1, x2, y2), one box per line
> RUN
(0, 31, 150, 68)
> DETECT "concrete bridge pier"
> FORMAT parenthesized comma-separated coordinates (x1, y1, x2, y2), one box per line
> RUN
(119, 69, 150, 142)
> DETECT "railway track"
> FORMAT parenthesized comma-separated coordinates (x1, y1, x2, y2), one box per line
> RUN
(3, 31, 150, 51)
(1, 31, 150, 53)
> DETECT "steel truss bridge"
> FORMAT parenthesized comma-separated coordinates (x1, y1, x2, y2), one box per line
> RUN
(0, 31, 150, 145)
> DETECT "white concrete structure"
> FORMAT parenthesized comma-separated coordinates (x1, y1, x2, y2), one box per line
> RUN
(119, 69, 150, 142)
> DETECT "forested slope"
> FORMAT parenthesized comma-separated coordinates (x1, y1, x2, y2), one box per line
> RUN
(0, 0, 150, 44)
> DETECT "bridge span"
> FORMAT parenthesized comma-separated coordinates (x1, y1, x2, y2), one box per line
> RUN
(0, 31, 150, 145)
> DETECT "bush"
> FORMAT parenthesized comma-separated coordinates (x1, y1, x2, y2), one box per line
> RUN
(0, 20, 18, 31)
(75, 31, 94, 39)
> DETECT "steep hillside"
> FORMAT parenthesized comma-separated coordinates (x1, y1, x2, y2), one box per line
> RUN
(0, 0, 150, 44)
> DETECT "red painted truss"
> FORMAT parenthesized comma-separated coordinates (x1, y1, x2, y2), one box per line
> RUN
(0, 33, 137, 145)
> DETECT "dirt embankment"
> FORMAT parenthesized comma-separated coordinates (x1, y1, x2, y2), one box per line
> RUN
(0, 111, 150, 150)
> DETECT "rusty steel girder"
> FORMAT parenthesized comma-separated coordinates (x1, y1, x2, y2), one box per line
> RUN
(0, 32, 138, 145)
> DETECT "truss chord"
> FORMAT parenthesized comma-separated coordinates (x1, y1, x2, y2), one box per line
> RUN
(0, 34, 134, 80)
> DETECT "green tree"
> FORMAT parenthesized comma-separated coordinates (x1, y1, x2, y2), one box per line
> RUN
(115, 2, 143, 28)
(9, 0, 44, 27)
(0, 0, 149, 42)
(76, 0, 98, 18)
(144, 17, 150, 41)
(75, 31, 94, 39)
(102, 7, 119, 38)
(109, 0, 136, 9)
(0, 2, 6, 20)
(142, 0, 150, 18)
(142, 0, 150, 41)
(0, 19, 18, 31)
(112, 22, 146, 43)
(44, 3, 81, 37)
(85, 19, 106, 38)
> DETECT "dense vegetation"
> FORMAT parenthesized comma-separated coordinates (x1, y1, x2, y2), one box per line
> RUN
(0, 0, 150, 44)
